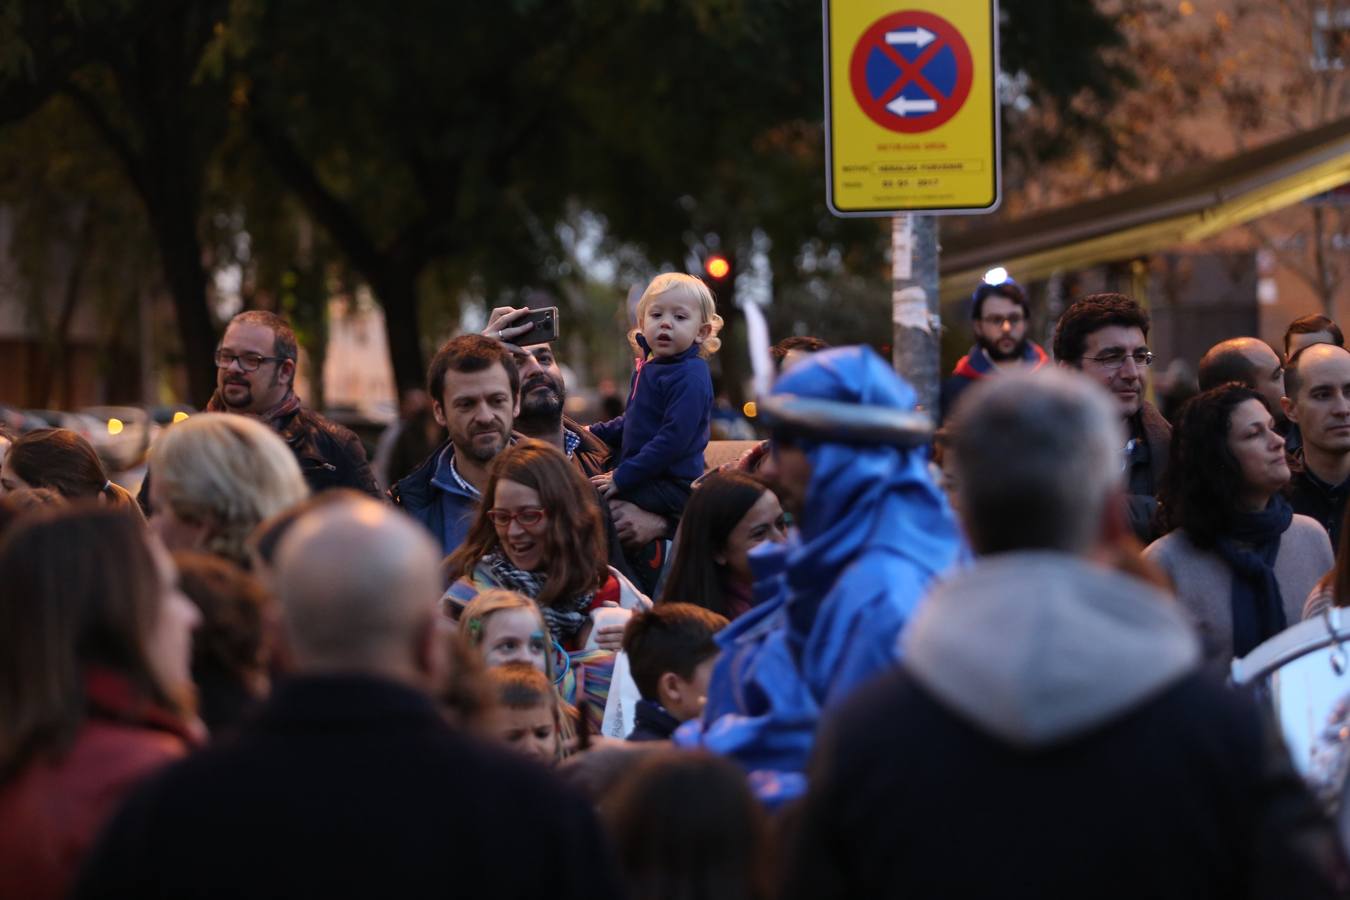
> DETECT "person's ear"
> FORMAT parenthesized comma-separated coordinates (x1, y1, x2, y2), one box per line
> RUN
(657, 671, 684, 709)
(413, 616, 450, 687)
(695, 321, 712, 345)
(279, 357, 297, 388)
(431, 399, 448, 429)
(1281, 394, 1298, 424)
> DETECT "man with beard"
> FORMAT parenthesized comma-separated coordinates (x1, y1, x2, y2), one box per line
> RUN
(486, 307, 673, 558)
(941, 278, 1049, 418)
(389, 335, 519, 556)
(198, 310, 378, 497)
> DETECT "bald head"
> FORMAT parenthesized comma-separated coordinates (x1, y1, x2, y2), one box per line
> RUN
(275, 497, 443, 679)
(1197, 338, 1284, 416)
(1285, 342, 1350, 402)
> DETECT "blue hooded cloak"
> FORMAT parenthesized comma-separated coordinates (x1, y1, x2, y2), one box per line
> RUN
(674, 346, 964, 804)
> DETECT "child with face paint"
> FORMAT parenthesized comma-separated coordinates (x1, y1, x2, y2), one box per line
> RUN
(483, 663, 563, 766)
(459, 590, 581, 755)
(460, 590, 553, 672)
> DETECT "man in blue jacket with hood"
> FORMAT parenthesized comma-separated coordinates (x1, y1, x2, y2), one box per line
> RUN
(675, 346, 963, 804)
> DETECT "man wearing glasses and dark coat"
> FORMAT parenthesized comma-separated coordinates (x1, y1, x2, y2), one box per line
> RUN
(206, 310, 379, 497)
(1054, 292, 1171, 542)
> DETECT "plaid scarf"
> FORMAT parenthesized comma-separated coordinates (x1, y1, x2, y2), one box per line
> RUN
(205, 390, 303, 431)
(481, 550, 595, 641)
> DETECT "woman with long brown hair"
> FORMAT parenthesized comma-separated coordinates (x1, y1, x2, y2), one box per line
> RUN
(444, 439, 649, 736)
(0, 505, 201, 900)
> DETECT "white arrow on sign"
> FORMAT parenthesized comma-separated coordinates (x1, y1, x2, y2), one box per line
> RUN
(885, 27, 936, 48)
(887, 95, 937, 117)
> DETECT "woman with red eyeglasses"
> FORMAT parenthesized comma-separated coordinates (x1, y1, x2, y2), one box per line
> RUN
(444, 440, 650, 736)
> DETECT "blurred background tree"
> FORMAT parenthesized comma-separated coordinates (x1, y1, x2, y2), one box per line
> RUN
(0, 0, 1143, 406)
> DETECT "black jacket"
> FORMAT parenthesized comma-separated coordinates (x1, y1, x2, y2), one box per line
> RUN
(72, 675, 620, 900)
(786, 671, 1344, 900)
(273, 405, 380, 497)
(627, 699, 680, 742)
(784, 552, 1346, 900)
(1286, 450, 1350, 550)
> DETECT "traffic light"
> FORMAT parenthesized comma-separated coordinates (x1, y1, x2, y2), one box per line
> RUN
(704, 254, 731, 281)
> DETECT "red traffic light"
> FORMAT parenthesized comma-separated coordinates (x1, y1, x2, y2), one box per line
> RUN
(705, 255, 731, 280)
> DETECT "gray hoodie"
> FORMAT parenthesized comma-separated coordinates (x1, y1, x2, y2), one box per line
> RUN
(901, 551, 1202, 748)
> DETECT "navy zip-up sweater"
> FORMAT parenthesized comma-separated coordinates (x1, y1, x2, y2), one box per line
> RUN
(590, 338, 712, 493)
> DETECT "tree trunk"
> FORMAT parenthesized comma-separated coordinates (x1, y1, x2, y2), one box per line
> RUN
(368, 265, 426, 396)
(145, 195, 217, 407)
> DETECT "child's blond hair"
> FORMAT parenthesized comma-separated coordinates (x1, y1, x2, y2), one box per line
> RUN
(630, 273, 724, 358)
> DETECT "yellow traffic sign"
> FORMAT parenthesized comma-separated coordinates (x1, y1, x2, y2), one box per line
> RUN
(824, 0, 1000, 216)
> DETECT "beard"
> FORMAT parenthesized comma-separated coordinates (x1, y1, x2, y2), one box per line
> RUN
(462, 427, 508, 463)
(219, 377, 255, 410)
(978, 335, 1028, 363)
(517, 375, 565, 425)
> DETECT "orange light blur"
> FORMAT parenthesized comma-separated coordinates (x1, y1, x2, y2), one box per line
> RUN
(705, 256, 731, 280)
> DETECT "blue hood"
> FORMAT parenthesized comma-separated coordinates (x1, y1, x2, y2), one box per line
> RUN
(774, 346, 959, 603)
(677, 347, 964, 805)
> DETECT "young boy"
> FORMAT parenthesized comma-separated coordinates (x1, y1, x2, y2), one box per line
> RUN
(621, 603, 728, 742)
(590, 273, 722, 519)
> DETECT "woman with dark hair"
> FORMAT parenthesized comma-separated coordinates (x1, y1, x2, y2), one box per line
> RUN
(659, 471, 786, 618)
(0, 428, 141, 515)
(1144, 383, 1333, 673)
(0, 505, 201, 899)
(445, 439, 649, 735)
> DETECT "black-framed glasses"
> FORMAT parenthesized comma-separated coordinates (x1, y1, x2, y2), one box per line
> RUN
(214, 350, 287, 372)
(1082, 349, 1154, 370)
(486, 507, 547, 529)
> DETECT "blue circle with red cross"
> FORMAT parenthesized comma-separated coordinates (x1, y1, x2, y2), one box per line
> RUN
(849, 10, 973, 134)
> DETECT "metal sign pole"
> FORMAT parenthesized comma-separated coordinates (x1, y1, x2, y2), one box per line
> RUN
(892, 213, 941, 417)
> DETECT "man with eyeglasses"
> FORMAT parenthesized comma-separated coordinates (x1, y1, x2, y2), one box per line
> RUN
(202, 310, 378, 497)
(1053, 293, 1170, 542)
(942, 278, 1049, 416)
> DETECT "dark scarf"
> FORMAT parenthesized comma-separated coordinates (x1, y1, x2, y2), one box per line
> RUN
(1214, 495, 1294, 658)
(481, 550, 596, 641)
(205, 390, 303, 431)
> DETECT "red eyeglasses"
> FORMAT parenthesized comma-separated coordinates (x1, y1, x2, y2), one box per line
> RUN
(486, 507, 547, 528)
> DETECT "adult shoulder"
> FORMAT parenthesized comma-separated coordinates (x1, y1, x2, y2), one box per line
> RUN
(1142, 528, 1191, 563)
(1289, 512, 1336, 549)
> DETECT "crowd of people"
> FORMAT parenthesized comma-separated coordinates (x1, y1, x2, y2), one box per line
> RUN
(3, 269, 1350, 898)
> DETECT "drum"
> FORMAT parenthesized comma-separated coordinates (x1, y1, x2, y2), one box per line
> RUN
(1231, 607, 1350, 812)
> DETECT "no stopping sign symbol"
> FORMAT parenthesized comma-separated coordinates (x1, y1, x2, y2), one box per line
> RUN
(848, 10, 973, 133)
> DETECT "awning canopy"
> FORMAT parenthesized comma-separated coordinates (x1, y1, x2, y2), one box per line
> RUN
(939, 115, 1350, 302)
